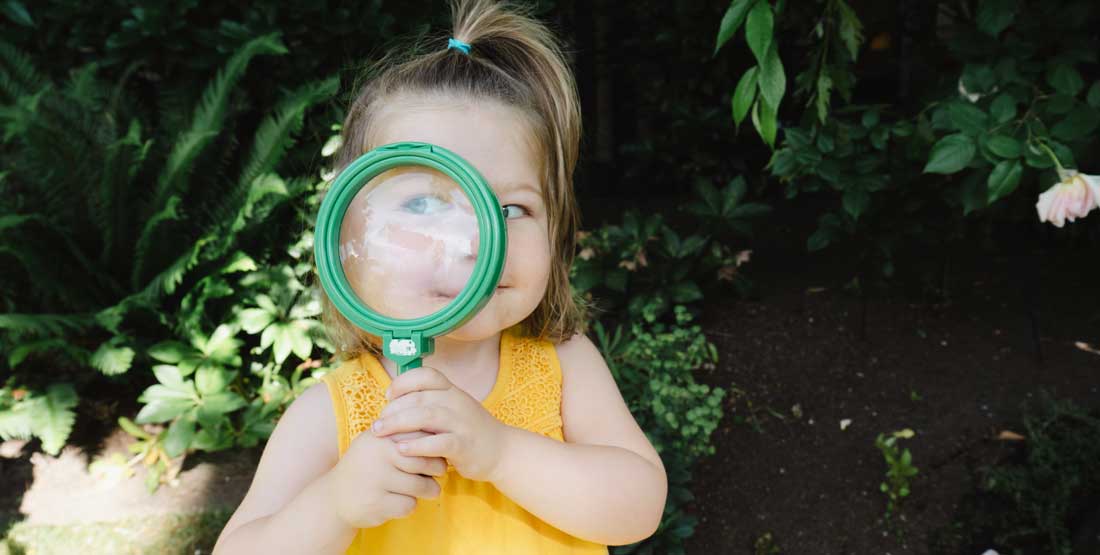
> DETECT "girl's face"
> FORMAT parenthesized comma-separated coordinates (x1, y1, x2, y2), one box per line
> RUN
(351, 96, 551, 342)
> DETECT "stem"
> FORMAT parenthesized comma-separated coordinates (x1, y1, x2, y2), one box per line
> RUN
(1033, 139, 1066, 173)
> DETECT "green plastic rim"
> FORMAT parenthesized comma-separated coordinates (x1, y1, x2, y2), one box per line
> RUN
(314, 141, 507, 371)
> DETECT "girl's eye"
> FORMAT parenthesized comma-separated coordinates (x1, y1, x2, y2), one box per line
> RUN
(502, 204, 529, 219)
(401, 195, 450, 215)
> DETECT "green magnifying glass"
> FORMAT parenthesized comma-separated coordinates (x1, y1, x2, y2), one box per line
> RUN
(314, 142, 507, 374)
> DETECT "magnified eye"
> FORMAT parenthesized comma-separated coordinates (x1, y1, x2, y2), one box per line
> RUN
(401, 194, 451, 215)
(502, 204, 529, 219)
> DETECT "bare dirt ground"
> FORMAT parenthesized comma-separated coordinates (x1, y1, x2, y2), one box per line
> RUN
(686, 243, 1099, 554)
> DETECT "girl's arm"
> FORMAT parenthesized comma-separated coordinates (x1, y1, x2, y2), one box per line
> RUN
(486, 333, 667, 545)
(213, 384, 357, 554)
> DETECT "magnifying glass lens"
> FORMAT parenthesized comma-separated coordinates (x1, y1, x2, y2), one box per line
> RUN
(338, 166, 479, 321)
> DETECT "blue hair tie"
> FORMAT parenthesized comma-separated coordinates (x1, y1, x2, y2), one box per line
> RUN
(447, 37, 472, 55)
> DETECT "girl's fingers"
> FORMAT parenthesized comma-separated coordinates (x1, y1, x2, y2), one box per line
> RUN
(391, 453, 448, 477)
(380, 492, 418, 519)
(396, 432, 459, 459)
(379, 390, 447, 419)
(373, 405, 452, 437)
(386, 366, 453, 400)
(385, 467, 442, 499)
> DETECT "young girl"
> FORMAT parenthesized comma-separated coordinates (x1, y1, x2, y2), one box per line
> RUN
(213, 1, 667, 553)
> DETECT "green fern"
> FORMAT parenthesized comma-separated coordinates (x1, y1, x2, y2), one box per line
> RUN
(0, 313, 98, 338)
(132, 33, 288, 287)
(0, 39, 45, 101)
(0, 383, 78, 455)
(1, 33, 334, 455)
(238, 76, 339, 188)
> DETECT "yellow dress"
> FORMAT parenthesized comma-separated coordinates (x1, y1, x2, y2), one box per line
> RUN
(321, 328, 609, 555)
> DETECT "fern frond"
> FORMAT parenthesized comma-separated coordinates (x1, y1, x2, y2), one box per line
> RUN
(131, 195, 183, 289)
(0, 40, 45, 101)
(37, 383, 78, 455)
(237, 76, 339, 188)
(0, 312, 97, 338)
(89, 338, 135, 376)
(7, 338, 91, 368)
(95, 119, 151, 266)
(0, 402, 32, 441)
(142, 33, 287, 230)
(114, 234, 214, 323)
(63, 62, 108, 112)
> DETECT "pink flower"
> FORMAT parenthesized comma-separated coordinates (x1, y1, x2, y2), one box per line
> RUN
(1036, 169, 1100, 227)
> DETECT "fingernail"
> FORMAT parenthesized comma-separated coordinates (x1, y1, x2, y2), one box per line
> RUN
(371, 420, 382, 433)
(398, 442, 409, 453)
(384, 387, 391, 400)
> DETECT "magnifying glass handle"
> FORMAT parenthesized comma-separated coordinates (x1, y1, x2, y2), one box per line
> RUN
(399, 357, 422, 374)
(383, 331, 434, 375)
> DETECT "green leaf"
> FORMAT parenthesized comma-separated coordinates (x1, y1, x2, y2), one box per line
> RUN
(731, 66, 758, 129)
(807, 227, 832, 251)
(153, 365, 184, 388)
(272, 324, 293, 364)
(861, 110, 879, 128)
(117, 416, 150, 440)
(1088, 82, 1100, 108)
(987, 159, 1022, 203)
(148, 341, 191, 364)
(198, 392, 246, 420)
(961, 64, 996, 95)
(835, 0, 864, 60)
(237, 77, 338, 190)
(668, 282, 703, 303)
(714, 0, 755, 56)
(135, 399, 193, 424)
(975, 0, 1017, 36)
(842, 189, 870, 221)
(752, 96, 778, 148)
(1046, 93, 1076, 115)
(289, 321, 313, 361)
(923, 134, 975, 174)
(986, 135, 1022, 158)
(947, 103, 988, 136)
(201, 324, 242, 365)
(195, 367, 231, 396)
(238, 308, 275, 335)
(142, 381, 197, 402)
(814, 71, 833, 122)
(757, 40, 786, 113)
(90, 340, 135, 376)
(255, 294, 278, 314)
(35, 384, 78, 455)
(2, 1, 33, 27)
(744, 0, 773, 66)
(162, 413, 196, 458)
(1047, 64, 1084, 96)
(1051, 105, 1100, 141)
(989, 94, 1017, 123)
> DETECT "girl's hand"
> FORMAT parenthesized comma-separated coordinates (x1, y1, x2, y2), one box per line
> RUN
(371, 366, 510, 482)
(329, 431, 446, 529)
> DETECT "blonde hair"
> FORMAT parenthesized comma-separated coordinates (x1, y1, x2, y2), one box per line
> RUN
(316, 0, 586, 361)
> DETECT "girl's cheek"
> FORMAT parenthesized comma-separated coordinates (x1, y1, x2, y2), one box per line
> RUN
(503, 225, 550, 276)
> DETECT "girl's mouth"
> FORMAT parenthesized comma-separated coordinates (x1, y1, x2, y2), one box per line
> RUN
(432, 285, 509, 300)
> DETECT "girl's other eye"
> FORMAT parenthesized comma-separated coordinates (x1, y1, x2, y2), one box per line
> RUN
(401, 194, 450, 215)
(502, 204, 529, 219)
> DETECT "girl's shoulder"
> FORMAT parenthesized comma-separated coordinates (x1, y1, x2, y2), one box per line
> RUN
(552, 332, 606, 379)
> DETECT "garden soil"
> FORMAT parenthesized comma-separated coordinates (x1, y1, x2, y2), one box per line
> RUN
(686, 242, 1099, 555)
